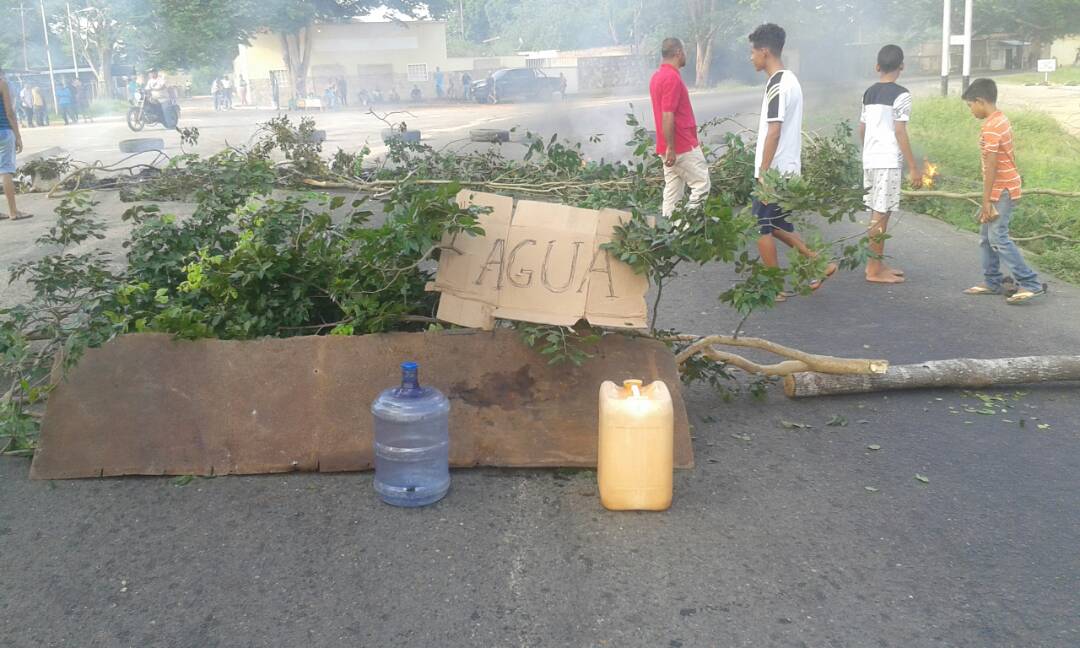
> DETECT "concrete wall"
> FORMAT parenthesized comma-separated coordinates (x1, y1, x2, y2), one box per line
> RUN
(577, 55, 651, 91)
(234, 21, 451, 106)
(1049, 36, 1080, 66)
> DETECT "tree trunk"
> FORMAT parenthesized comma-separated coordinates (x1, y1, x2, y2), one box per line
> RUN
(695, 37, 714, 87)
(99, 46, 114, 98)
(784, 356, 1080, 398)
(282, 26, 314, 100)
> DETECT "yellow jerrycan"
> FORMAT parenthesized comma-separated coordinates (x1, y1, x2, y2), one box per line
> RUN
(597, 379, 674, 511)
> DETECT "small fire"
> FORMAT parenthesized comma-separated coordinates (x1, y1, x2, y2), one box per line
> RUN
(922, 160, 940, 189)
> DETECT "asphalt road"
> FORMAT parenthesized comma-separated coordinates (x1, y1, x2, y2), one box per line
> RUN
(2, 83, 1079, 648)
(16, 83, 829, 168)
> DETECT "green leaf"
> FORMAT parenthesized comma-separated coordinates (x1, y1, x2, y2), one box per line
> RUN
(780, 420, 812, 430)
(171, 475, 195, 487)
(864, 486, 879, 493)
(867, 444, 881, 451)
(915, 474, 929, 484)
(826, 415, 848, 427)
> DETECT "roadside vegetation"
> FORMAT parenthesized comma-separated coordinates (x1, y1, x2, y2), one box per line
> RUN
(0, 114, 870, 456)
(908, 96, 1080, 283)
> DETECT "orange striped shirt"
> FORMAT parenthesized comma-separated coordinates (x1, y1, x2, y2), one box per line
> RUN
(980, 111, 1022, 201)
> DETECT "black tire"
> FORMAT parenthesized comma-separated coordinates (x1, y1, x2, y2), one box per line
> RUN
(126, 107, 145, 132)
(381, 129, 421, 144)
(470, 129, 510, 143)
(118, 138, 166, 154)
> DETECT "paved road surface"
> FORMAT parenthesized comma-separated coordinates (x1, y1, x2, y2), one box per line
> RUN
(1, 82, 1078, 648)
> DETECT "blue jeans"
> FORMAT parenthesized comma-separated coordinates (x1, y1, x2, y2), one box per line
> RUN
(980, 190, 1041, 292)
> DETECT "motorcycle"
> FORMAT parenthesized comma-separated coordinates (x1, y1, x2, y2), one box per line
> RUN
(127, 89, 180, 132)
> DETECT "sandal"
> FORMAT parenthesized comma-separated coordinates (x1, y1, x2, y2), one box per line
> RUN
(963, 284, 1001, 295)
(810, 262, 839, 291)
(8, 212, 34, 221)
(1006, 284, 1047, 305)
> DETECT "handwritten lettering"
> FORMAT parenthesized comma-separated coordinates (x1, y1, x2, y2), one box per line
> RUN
(474, 238, 506, 288)
(506, 239, 537, 288)
(541, 240, 584, 293)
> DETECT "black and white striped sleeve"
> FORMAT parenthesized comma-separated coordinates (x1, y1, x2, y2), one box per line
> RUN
(893, 92, 912, 122)
(766, 72, 784, 122)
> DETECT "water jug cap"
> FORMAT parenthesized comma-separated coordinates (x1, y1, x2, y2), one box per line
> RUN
(402, 361, 418, 371)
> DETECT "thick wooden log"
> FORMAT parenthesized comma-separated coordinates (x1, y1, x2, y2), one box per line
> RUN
(784, 355, 1080, 398)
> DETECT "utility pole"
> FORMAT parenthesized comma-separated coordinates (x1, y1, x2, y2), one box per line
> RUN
(940, 0, 951, 96)
(458, 0, 465, 38)
(961, 0, 973, 92)
(39, 0, 59, 113)
(941, 0, 974, 96)
(15, 3, 31, 71)
(66, 3, 80, 80)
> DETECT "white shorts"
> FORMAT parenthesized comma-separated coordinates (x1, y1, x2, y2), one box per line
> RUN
(863, 168, 902, 214)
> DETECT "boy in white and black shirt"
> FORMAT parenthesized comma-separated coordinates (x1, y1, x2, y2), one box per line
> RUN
(749, 23, 836, 299)
(859, 45, 922, 284)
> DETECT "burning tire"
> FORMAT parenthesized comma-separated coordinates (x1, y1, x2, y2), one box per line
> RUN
(470, 129, 510, 143)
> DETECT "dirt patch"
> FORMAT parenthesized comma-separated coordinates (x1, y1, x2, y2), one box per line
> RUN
(1001, 85, 1080, 136)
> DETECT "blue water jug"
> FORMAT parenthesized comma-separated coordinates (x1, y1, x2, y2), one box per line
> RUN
(372, 361, 451, 507)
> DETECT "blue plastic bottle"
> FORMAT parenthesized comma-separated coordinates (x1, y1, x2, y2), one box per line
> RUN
(372, 361, 451, 507)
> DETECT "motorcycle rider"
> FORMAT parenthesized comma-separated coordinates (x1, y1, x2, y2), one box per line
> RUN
(144, 70, 168, 123)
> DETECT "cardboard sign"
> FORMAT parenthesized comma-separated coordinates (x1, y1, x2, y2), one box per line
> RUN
(1037, 58, 1057, 73)
(428, 190, 649, 330)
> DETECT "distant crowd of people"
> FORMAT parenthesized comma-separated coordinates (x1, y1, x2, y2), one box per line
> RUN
(211, 75, 248, 111)
(4, 75, 94, 128)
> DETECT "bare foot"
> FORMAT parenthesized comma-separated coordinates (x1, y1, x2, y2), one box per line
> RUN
(883, 265, 904, 277)
(866, 271, 906, 284)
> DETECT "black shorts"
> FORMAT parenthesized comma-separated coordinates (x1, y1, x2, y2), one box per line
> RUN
(753, 199, 795, 235)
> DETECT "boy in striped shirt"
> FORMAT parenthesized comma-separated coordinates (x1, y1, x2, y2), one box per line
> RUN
(961, 79, 1045, 305)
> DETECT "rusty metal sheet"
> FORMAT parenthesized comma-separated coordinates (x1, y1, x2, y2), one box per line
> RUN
(30, 330, 693, 479)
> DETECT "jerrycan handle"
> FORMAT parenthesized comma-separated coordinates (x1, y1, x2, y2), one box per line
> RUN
(623, 379, 644, 398)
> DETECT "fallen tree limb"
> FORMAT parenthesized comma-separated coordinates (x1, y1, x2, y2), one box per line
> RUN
(903, 188, 1080, 200)
(675, 335, 889, 377)
(784, 355, 1080, 398)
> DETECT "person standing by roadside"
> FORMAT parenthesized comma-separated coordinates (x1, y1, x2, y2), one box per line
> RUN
(649, 37, 710, 221)
(960, 78, 1046, 304)
(461, 72, 472, 102)
(434, 67, 445, 99)
(9, 75, 25, 128)
(221, 76, 233, 109)
(239, 75, 249, 106)
(0, 68, 31, 220)
(559, 72, 568, 100)
(56, 80, 76, 125)
(748, 23, 835, 298)
(859, 44, 921, 284)
(337, 76, 347, 107)
(31, 85, 47, 126)
(211, 77, 222, 111)
(19, 84, 34, 128)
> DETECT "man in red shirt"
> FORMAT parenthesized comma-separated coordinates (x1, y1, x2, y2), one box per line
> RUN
(650, 37, 710, 220)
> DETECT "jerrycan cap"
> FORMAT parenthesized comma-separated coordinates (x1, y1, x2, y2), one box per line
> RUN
(623, 379, 644, 397)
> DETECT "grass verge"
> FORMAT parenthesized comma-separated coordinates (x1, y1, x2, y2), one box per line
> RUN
(998, 67, 1080, 86)
(907, 96, 1080, 283)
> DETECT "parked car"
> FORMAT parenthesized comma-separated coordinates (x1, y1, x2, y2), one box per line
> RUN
(471, 68, 561, 103)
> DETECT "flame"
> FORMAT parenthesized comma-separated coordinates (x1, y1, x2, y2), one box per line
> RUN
(922, 161, 940, 189)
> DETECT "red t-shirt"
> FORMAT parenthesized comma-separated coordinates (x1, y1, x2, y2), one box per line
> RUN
(649, 63, 699, 155)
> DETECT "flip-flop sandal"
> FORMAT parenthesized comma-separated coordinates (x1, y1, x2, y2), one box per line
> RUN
(9, 212, 34, 221)
(775, 292, 789, 303)
(1006, 284, 1047, 305)
(963, 284, 1002, 295)
(810, 262, 839, 292)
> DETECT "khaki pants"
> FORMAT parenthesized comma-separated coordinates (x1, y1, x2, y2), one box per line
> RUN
(661, 146, 711, 219)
